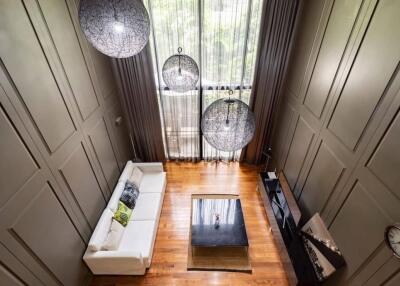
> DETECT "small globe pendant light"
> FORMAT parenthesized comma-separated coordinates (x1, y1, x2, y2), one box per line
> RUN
(79, 0, 151, 58)
(201, 90, 255, 152)
(162, 47, 199, 93)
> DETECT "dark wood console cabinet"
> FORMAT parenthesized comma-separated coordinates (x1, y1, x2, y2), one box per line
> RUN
(258, 172, 320, 286)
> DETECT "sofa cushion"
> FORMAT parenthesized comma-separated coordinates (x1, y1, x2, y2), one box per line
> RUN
(88, 208, 114, 252)
(130, 193, 162, 221)
(114, 201, 132, 227)
(107, 181, 125, 212)
(128, 167, 144, 187)
(118, 161, 134, 183)
(118, 220, 156, 267)
(106, 161, 134, 212)
(120, 182, 140, 209)
(102, 219, 125, 250)
(140, 172, 166, 193)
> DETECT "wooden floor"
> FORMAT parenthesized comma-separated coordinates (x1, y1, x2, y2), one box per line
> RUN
(91, 162, 290, 286)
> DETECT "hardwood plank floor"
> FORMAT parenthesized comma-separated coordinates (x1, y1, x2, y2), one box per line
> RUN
(91, 162, 290, 286)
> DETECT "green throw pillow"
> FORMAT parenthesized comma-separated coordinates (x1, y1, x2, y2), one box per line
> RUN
(114, 201, 132, 227)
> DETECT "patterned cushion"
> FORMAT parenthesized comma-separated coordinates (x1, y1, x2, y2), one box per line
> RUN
(113, 201, 132, 227)
(120, 181, 140, 209)
(128, 167, 144, 187)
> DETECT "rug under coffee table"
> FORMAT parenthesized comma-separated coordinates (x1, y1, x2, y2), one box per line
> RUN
(187, 194, 251, 272)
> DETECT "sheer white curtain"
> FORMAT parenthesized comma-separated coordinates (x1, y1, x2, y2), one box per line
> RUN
(145, 0, 262, 161)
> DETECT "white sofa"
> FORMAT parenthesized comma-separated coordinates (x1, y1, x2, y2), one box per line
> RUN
(83, 161, 166, 275)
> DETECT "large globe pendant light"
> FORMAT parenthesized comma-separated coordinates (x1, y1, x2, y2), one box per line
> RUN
(201, 90, 255, 152)
(79, 0, 150, 58)
(162, 47, 199, 93)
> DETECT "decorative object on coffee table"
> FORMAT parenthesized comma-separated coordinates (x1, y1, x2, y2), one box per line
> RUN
(187, 194, 251, 272)
(214, 213, 220, 229)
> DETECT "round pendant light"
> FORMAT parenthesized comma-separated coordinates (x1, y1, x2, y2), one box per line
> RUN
(162, 47, 199, 93)
(201, 91, 255, 152)
(79, 0, 150, 58)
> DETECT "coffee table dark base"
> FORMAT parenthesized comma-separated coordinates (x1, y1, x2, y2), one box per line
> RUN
(188, 246, 251, 272)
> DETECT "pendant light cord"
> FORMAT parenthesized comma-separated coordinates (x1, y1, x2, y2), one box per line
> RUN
(178, 47, 182, 73)
(226, 89, 234, 124)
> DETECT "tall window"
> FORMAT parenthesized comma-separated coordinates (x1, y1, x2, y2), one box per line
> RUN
(145, 0, 263, 161)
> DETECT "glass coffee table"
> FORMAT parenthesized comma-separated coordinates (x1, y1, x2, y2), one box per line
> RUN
(191, 196, 248, 247)
(188, 194, 251, 272)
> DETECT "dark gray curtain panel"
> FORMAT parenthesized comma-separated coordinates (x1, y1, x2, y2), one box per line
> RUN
(112, 46, 166, 162)
(241, 0, 299, 164)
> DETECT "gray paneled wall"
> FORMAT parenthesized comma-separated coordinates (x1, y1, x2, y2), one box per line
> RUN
(272, 0, 400, 284)
(0, 0, 132, 285)
(0, 263, 24, 286)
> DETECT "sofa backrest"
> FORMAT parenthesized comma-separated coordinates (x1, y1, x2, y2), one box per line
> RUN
(88, 208, 114, 252)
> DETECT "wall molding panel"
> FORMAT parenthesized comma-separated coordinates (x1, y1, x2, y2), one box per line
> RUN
(285, 0, 334, 100)
(298, 141, 345, 216)
(58, 143, 106, 229)
(273, 0, 400, 284)
(0, 0, 132, 284)
(327, 0, 400, 151)
(88, 118, 120, 193)
(283, 116, 316, 190)
(367, 108, 400, 200)
(0, 242, 43, 285)
(0, 261, 25, 286)
(303, 0, 364, 118)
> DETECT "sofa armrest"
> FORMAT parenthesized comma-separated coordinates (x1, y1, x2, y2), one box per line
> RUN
(132, 162, 164, 172)
(84, 250, 145, 275)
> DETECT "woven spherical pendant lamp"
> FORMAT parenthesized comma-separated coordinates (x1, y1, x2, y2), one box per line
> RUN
(79, 0, 150, 58)
(162, 47, 199, 93)
(201, 91, 255, 152)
